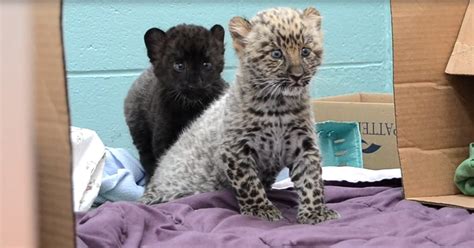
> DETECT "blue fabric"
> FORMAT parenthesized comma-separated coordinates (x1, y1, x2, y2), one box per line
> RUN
(94, 147, 147, 205)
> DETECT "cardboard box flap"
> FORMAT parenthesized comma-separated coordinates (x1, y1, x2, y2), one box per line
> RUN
(400, 147, 467, 197)
(315, 93, 393, 104)
(393, 0, 474, 207)
(392, 0, 469, 85)
(34, 1, 75, 247)
(395, 83, 474, 150)
(408, 195, 474, 210)
(446, 0, 474, 76)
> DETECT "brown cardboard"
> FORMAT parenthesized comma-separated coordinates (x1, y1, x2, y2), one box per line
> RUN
(33, 1, 75, 247)
(392, 0, 474, 209)
(408, 195, 474, 209)
(313, 93, 400, 170)
(446, 0, 474, 75)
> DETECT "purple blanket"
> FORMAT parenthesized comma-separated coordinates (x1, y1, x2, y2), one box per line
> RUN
(76, 186, 474, 247)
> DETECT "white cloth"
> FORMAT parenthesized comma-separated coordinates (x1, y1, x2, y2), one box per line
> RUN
(272, 167, 401, 189)
(71, 127, 106, 212)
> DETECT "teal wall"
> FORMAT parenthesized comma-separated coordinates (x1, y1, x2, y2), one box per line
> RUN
(63, 0, 393, 152)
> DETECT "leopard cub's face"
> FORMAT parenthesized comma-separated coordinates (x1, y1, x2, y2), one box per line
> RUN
(230, 7, 323, 97)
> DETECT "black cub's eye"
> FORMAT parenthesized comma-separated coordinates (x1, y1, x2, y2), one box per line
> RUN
(173, 63, 185, 72)
(301, 47, 311, 57)
(203, 62, 212, 70)
(271, 49, 283, 59)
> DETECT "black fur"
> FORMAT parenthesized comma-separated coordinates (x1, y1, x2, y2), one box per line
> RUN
(124, 24, 228, 178)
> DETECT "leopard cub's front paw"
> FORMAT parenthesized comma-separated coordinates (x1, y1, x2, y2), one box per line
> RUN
(138, 193, 156, 205)
(297, 206, 340, 225)
(240, 203, 283, 221)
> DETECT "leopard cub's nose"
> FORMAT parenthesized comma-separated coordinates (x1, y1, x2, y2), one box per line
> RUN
(289, 74, 302, 82)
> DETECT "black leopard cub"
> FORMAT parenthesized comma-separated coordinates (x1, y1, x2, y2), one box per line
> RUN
(124, 24, 228, 177)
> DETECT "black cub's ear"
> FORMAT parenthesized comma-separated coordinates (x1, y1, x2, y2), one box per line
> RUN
(144, 28, 166, 62)
(210, 24, 225, 43)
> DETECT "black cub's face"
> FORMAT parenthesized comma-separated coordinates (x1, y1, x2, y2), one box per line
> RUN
(145, 24, 225, 100)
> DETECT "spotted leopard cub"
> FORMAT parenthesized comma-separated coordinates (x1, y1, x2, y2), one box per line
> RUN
(140, 7, 339, 224)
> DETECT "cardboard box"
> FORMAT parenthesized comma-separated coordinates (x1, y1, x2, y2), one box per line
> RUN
(313, 93, 400, 170)
(446, 0, 474, 76)
(393, 0, 474, 209)
(3, 2, 74, 247)
(31, 1, 75, 247)
(3, 0, 473, 246)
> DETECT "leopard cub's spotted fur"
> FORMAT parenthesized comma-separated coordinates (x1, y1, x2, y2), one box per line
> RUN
(141, 7, 340, 224)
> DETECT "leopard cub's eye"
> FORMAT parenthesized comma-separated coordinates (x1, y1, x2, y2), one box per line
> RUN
(271, 49, 283, 59)
(301, 47, 311, 57)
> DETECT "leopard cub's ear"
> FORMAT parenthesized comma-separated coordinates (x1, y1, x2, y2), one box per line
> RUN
(229, 16, 252, 57)
(302, 7, 322, 31)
